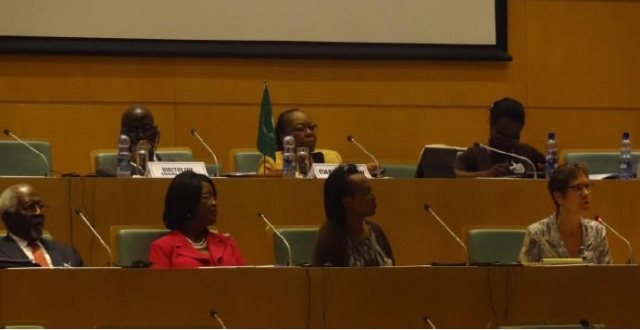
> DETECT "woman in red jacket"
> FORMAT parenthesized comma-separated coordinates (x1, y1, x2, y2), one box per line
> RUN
(149, 171, 246, 268)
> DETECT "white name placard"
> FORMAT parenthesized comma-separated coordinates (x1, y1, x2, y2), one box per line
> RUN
(145, 162, 208, 178)
(308, 164, 372, 179)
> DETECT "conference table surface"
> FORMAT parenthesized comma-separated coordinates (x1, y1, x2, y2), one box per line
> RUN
(0, 177, 639, 267)
(0, 266, 638, 328)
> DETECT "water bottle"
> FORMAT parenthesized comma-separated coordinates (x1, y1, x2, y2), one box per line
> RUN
(116, 130, 132, 178)
(545, 132, 558, 179)
(282, 135, 296, 178)
(619, 132, 632, 180)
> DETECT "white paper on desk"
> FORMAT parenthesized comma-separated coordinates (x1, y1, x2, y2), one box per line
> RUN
(588, 173, 619, 180)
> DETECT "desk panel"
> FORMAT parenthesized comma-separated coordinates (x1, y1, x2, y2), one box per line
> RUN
(0, 267, 639, 328)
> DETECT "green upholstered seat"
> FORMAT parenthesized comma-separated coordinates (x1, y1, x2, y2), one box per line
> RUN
(273, 228, 319, 266)
(234, 151, 264, 173)
(92, 148, 193, 176)
(381, 164, 418, 178)
(467, 229, 526, 264)
(564, 151, 640, 175)
(114, 228, 170, 267)
(0, 141, 52, 177)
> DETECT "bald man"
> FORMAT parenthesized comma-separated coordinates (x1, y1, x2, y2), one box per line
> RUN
(0, 184, 83, 267)
(96, 104, 163, 176)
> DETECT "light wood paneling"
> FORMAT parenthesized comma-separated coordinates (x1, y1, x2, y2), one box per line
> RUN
(0, 103, 177, 175)
(0, 55, 175, 102)
(526, 0, 640, 108)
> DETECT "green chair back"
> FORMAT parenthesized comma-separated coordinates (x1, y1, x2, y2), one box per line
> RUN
(467, 229, 526, 264)
(273, 228, 318, 266)
(0, 141, 52, 176)
(381, 164, 418, 178)
(93, 148, 193, 176)
(205, 164, 223, 177)
(114, 228, 170, 267)
(234, 151, 264, 173)
(564, 151, 640, 175)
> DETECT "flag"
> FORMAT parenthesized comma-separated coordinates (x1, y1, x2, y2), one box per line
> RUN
(256, 83, 276, 161)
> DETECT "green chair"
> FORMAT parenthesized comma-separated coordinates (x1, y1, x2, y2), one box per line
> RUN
(381, 164, 418, 178)
(234, 151, 264, 173)
(92, 147, 194, 176)
(467, 229, 526, 264)
(205, 164, 223, 177)
(273, 227, 319, 266)
(563, 150, 640, 175)
(0, 322, 46, 329)
(0, 141, 52, 176)
(0, 231, 53, 241)
(111, 227, 170, 267)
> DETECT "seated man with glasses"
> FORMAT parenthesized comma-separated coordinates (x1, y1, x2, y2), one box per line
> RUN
(257, 108, 343, 174)
(519, 163, 611, 264)
(96, 104, 162, 176)
(454, 97, 546, 178)
(0, 184, 84, 267)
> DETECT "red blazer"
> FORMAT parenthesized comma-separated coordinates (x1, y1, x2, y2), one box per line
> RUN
(149, 230, 246, 268)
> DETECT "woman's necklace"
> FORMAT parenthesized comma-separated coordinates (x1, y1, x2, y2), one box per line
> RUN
(186, 237, 208, 249)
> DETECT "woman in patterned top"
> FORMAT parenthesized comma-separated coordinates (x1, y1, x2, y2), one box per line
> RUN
(312, 164, 394, 267)
(519, 163, 611, 264)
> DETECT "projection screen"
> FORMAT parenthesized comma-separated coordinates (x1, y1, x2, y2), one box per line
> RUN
(0, 0, 510, 61)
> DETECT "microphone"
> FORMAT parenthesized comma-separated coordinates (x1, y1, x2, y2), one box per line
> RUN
(256, 212, 292, 266)
(209, 310, 226, 329)
(3, 128, 50, 177)
(347, 135, 381, 177)
(74, 208, 113, 267)
(474, 142, 537, 179)
(191, 128, 220, 177)
(423, 203, 469, 266)
(595, 215, 634, 264)
(422, 316, 436, 329)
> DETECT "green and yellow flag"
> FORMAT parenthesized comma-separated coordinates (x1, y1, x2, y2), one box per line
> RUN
(256, 83, 276, 161)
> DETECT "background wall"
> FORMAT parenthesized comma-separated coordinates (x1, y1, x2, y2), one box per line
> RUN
(0, 0, 639, 175)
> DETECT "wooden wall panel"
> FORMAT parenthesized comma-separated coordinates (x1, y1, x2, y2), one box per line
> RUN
(0, 55, 175, 102)
(526, 0, 640, 108)
(525, 107, 640, 153)
(0, 103, 177, 174)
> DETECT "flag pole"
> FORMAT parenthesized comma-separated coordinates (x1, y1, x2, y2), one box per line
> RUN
(263, 80, 267, 175)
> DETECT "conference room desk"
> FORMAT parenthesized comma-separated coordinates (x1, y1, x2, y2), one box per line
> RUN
(0, 178, 639, 267)
(0, 266, 639, 328)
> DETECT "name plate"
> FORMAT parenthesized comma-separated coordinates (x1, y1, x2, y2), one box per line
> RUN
(308, 164, 372, 179)
(145, 162, 208, 178)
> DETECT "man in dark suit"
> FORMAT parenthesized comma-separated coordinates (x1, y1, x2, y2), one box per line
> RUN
(97, 104, 163, 176)
(0, 183, 83, 267)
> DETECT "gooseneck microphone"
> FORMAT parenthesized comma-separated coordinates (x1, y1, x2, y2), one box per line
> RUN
(423, 316, 436, 329)
(3, 128, 50, 177)
(256, 212, 292, 266)
(474, 142, 537, 179)
(595, 215, 635, 264)
(75, 208, 113, 267)
(347, 135, 381, 177)
(209, 310, 226, 329)
(191, 128, 220, 177)
(423, 203, 469, 266)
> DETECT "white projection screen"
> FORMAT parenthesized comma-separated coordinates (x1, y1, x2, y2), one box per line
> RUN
(0, 0, 510, 61)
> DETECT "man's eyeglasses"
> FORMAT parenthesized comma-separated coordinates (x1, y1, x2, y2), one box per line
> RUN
(291, 124, 318, 134)
(567, 183, 593, 194)
(19, 202, 48, 215)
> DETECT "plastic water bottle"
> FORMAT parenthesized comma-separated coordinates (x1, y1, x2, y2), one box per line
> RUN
(619, 132, 632, 180)
(545, 132, 558, 179)
(282, 135, 296, 178)
(117, 130, 132, 178)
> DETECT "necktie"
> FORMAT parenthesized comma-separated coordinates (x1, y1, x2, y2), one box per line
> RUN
(29, 242, 50, 268)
